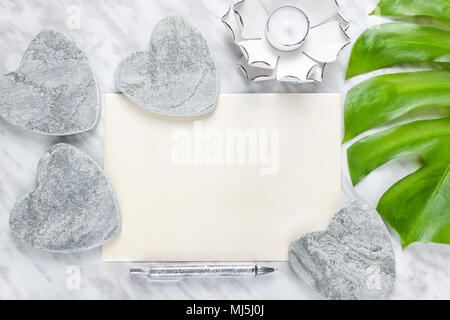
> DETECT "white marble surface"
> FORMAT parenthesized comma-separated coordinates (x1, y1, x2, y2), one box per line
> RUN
(0, 0, 449, 299)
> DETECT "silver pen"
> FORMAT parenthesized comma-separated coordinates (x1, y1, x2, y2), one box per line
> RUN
(130, 264, 276, 281)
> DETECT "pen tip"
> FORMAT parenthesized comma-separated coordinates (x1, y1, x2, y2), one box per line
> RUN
(256, 266, 276, 275)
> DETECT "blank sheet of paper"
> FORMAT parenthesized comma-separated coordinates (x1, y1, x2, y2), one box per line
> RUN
(102, 93, 341, 261)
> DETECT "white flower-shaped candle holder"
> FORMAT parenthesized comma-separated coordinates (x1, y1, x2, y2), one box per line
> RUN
(222, 0, 350, 82)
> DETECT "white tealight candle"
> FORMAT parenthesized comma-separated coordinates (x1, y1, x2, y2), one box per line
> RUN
(266, 6, 310, 52)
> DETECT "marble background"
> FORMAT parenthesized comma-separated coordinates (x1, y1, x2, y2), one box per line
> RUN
(0, 0, 449, 299)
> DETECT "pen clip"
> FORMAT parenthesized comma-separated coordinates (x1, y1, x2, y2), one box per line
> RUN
(145, 278, 182, 282)
(130, 267, 183, 282)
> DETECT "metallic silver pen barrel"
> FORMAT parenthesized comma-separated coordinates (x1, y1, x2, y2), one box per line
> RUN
(130, 264, 274, 281)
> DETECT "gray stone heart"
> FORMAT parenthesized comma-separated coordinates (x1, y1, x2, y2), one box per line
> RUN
(115, 16, 219, 117)
(0, 29, 100, 136)
(289, 201, 396, 300)
(10, 144, 120, 253)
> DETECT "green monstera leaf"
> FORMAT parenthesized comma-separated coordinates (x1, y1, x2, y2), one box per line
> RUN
(343, 70, 450, 143)
(346, 23, 450, 79)
(371, 0, 450, 22)
(348, 118, 450, 247)
(345, 0, 450, 247)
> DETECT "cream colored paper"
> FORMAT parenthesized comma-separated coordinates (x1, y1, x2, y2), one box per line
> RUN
(102, 93, 341, 261)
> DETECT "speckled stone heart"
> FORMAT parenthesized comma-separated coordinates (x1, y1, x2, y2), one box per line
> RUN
(10, 144, 120, 253)
(0, 30, 100, 136)
(289, 201, 396, 300)
(115, 16, 219, 117)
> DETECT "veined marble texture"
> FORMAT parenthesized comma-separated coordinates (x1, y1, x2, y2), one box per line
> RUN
(0, 0, 449, 299)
